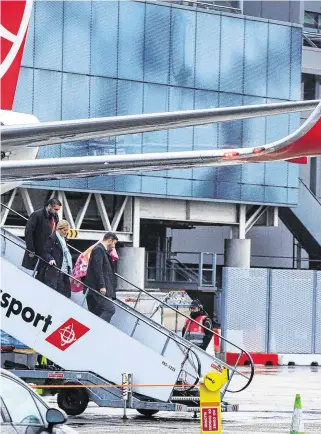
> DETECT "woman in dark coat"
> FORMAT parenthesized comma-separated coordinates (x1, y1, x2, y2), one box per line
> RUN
(43, 220, 73, 298)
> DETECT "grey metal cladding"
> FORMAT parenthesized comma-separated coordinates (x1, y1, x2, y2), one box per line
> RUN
(269, 269, 315, 354)
(222, 267, 269, 353)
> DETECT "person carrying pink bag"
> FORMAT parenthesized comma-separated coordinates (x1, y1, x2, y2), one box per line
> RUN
(70, 238, 119, 308)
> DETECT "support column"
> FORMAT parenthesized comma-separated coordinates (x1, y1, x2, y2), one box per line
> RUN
(117, 247, 146, 291)
(117, 196, 144, 290)
(224, 239, 251, 268)
(310, 157, 317, 196)
(224, 204, 251, 268)
(132, 197, 140, 248)
(57, 191, 63, 221)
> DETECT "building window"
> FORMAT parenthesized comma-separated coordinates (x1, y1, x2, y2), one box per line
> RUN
(302, 74, 315, 100)
(317, 79, 321, 99)
(161, 1, 241, 13)
(301, 74, 319, 100)
(304, 11, 321, 34)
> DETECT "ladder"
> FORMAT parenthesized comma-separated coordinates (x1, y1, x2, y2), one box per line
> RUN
(0, 204, 254, 416)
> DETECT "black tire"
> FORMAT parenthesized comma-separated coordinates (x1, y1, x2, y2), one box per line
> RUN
(136, 409, 159, 417)
(57, 384, 89, 416)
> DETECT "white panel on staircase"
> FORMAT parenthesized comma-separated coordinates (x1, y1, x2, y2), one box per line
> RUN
(1, 227, 227, 402)
(0, 259, 179, 402)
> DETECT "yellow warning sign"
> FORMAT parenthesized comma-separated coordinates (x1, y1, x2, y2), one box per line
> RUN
(67, 229, 79, 239)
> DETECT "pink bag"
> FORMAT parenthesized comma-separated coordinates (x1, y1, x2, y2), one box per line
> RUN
(109, 248, 119, 262)
(71, 243, 119, 293)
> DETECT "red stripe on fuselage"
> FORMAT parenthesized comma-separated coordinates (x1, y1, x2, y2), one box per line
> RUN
(248, 117, 321, 162)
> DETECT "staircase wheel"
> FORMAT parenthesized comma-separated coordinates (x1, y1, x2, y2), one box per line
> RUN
(136, 409, 159, 417)
(57, 383, 89, 416)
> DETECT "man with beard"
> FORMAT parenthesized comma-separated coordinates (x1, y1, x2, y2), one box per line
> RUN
(22, 198, 61, 280)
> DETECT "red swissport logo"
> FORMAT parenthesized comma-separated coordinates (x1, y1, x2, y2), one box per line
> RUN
(45, 318, 90, 351)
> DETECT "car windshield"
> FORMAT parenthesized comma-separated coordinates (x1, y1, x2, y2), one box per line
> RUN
(0, 374, 45, 426)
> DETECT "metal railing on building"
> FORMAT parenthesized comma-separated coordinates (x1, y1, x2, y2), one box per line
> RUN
(159, 0, 242, 14)
(145, 250, 217, 290)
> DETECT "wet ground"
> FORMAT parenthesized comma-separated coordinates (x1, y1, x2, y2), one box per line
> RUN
(45, 366, 321, 433)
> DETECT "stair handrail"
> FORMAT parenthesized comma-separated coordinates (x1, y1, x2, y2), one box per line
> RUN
(165, 258, 197, 282)
(1, 229, 247, 395)
(171, 255, 217, 286)
(150, 250, 210, 284)
(115, 271, 254, 393)
(299, 178, 321, 207)
(1, 202, 254, 393)
(169, 257, 203, 281)
(0, 229, 202, 387)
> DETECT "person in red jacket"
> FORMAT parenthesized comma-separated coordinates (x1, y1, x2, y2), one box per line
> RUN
(182, 299, 213, 350)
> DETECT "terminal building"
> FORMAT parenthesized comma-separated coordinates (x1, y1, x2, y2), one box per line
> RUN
(3, 0, 321, 330)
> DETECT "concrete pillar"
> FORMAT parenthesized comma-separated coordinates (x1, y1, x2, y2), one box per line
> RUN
(224, 239, 251, 268)
(117, 247, 146, 291)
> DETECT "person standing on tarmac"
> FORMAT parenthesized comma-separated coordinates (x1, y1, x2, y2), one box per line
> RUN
(84, 232, 119, 323)
(22, 198, 61, 280)
(182, 299, 213, 351)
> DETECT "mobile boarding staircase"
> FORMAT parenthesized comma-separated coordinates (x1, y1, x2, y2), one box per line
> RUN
(0, 205, 254, 417)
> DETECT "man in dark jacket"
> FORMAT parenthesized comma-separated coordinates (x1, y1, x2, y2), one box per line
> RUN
(22, 198, 61, 278)
(85, 232, 118, 323)
(182, 299, 213, 351)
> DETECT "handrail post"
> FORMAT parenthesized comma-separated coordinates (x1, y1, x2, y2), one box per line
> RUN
(32, 259, 40, 278)
(175, 308, 178, 333)
(170, 259, 175, 282)
(1, 234, 6, 255)
(145, 251, 149, 282)
(213, 253, 217, 288)
(156, 251, 161, 282)
(133, 290, 142, 310)
(198, 252, 203, 288)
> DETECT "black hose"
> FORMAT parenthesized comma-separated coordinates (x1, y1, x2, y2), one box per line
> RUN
(177, 346, 202, 393)
(226, 351, 255, 393)
(116, 273, 255, 392)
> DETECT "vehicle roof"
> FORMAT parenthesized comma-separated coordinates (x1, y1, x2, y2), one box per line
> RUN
(0, 367, 48, 406)
(0, 367, 25, 381)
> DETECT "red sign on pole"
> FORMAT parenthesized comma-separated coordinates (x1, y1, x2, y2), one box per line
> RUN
(201, 407, 219, 432)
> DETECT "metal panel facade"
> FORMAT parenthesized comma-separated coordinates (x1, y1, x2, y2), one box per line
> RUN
(315, 273, 321, 353)
(222, 268, 321, 354)
(222, 268, 269, 352)
(269, 269, 314, 353)
(14, 1, 301, 205)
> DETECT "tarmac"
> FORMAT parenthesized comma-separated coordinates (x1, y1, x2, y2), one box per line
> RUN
(45, 366, 321, 433)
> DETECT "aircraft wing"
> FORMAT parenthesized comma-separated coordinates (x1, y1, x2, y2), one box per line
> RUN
(1, 100, 318, 149)
(1, 100, 321, 183)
